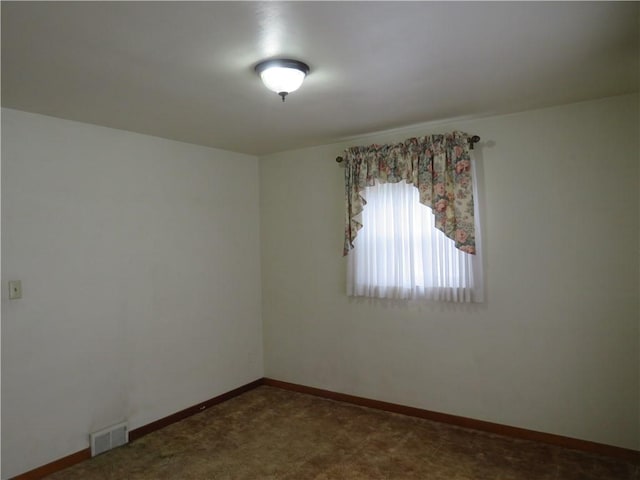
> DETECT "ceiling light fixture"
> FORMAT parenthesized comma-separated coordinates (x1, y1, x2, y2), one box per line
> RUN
(255, 59, 310, 102)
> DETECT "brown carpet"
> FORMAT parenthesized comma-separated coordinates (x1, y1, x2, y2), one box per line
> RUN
(46, 386, 638, 479)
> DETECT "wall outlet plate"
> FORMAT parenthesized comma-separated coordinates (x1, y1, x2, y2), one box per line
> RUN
(8, 280, 22, 299)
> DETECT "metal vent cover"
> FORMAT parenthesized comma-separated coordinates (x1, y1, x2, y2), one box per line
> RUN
(90, 421, 128, 456)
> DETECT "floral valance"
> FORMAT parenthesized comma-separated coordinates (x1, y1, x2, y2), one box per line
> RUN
(343, 131, 476, 256)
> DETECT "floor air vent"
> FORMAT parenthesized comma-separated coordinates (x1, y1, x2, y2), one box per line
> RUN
(90, 421, 128, 456)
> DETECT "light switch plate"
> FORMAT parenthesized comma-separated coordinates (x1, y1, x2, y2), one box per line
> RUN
(8, 280, 22, 299)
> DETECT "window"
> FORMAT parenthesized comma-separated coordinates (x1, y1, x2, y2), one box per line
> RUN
(347, 181, 483, 302)
(342, 132, 483, 302)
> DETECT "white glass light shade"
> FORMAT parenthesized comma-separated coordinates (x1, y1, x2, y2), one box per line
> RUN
(255, 59, 310, 100)
(260, 67, 306, 94)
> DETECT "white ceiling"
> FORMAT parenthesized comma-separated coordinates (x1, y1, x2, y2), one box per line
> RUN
(2, 1, 638, 156)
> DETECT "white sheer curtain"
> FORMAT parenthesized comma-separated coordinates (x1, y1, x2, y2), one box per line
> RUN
(347, 179, 483, 302)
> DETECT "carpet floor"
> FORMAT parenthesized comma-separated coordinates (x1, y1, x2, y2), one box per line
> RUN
(46, 386, 638, 479)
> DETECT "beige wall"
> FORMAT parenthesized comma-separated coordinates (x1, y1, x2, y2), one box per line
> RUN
(2, 94, 638, 478)
(260, 94, 640, 450)
(1, 109, 264, 478)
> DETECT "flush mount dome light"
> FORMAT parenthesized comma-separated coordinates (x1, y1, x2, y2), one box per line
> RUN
(255, 58, 310, 102)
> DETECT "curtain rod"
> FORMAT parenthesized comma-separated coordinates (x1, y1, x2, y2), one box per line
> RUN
(335, 135, 481, 163)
